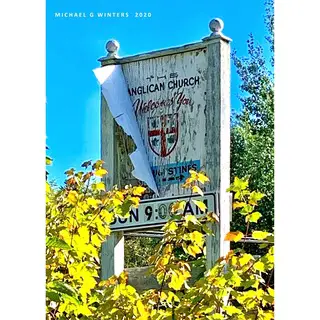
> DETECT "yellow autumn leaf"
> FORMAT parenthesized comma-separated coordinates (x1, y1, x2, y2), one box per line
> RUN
(130, 196, 140, 207)
(190, 231, 204, 246)
(233, 201, 246, 209)
(210, 314, 224, 319)
(167, 221, 178, 231)
(115, 191, 124, 201)
(239, 253, 254, 266)
(225, 250, 234, 262)
(192, 185, 204, 196)
(192, 199, 207, 212)
(66, 190, 78, 205)
(91, 234, 102, 247)
(95, 219, 109, 236)
(224, 305, 242, 316)
(163, 244, 173, 255)
(78, 226, 89, 243)
(95, 168, 108, 177)
(133, 186, 146, 196)
(113, 198, 122, 206)
(112, 285, 121, 300)
(167, 291, 180, 303)
(160, 291, 167, 300)
(171, 201, 186, 212)
(187, 244, 202, 257)
(95, 181, 105, 191)
(101, 209, 114, 224)
(246, 212, 262, 223)
(252, 231, 269, 240)
(136, 300, 148, 317)
(224, 231, 244, 242)
(189, 169, 197, 176)
(77, 305, 92, 316)
(207, 211, 220, 223)
(268, 287, 274, 297)
(253, 261, 265, 272)
(197, 172, 210, 184)
(169, 270, 189, 291)
(184, 214, 201, 225)
(183, 177, 195, 187)
(86, 197, 101, 208)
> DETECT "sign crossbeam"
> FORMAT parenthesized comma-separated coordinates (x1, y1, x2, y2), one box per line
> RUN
(110, 192, 219, 232)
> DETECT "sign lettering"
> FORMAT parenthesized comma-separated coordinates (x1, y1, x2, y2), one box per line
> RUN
(110, 193, 218, 231)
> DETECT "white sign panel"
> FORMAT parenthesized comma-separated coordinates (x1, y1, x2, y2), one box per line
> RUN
(122, 48, 208, 198)
(110, 192, 218, 231)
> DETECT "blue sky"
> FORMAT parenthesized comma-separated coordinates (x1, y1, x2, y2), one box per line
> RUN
(46, 0, 271, 184)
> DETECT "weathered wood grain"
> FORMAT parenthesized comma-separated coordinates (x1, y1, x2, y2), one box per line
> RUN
(204, 37, 231, 269)
(119, 49, 208, 198)
(100, 90, 125, 280)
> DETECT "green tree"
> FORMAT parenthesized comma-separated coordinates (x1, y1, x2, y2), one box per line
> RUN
(125, 237, 160, 268)
(231, 0, 274, 238)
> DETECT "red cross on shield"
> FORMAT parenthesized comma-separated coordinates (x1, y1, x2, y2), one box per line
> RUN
(147, 113, 179, 157)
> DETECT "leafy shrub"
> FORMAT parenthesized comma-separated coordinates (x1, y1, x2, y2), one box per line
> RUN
(46, 161, 274, 319)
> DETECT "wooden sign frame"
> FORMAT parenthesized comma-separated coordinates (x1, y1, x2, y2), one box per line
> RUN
(98, 21, 231, 280)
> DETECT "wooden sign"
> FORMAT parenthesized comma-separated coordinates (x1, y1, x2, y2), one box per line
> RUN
(121, 49, 207, 198)
(98, 18, 232, 279)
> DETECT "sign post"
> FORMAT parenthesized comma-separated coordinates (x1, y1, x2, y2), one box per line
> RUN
(98, 18, 231, 279)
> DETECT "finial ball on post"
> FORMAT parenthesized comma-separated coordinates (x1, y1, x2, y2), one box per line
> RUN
(106, 39, 120, 58)
(209, 18, 224, 36)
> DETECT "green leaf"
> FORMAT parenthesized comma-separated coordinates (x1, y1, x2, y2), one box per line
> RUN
(60, 293, 81, 305)
(233, 177, 249, 191)
(49, 281, 78, 297)
(46, 290, 61, 302)
(249, 191, 265, 205)
(240, 204, 254, 215)
(46, 237, 71, 250)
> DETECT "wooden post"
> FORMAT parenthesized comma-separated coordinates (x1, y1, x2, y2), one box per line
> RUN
(99, 40, 125, 280)
(203, 19, 231, 270)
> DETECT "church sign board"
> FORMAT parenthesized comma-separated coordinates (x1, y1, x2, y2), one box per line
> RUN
(98, 19, 231, 277)
(122, 49, 207, 199)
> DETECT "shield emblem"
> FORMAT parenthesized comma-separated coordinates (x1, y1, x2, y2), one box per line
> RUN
(147, 113, 179, 157)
